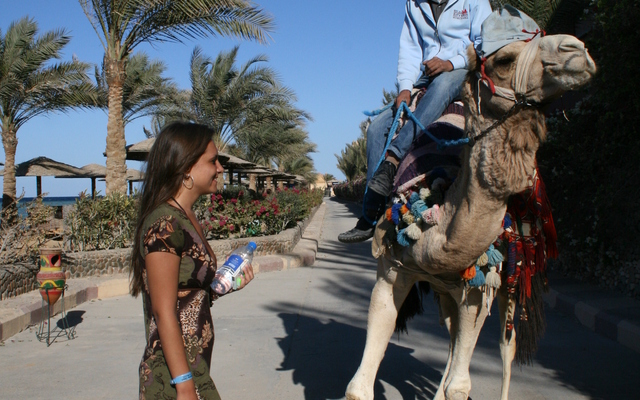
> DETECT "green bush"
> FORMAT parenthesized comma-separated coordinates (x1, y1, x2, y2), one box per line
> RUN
(0, 196, 55, 264)
(537, 0, 640, 296)
(63, 187, 322, 250)
(196, 187, 323, 239)
(64, 191, 138, 251)
(333, 178, 366, 202)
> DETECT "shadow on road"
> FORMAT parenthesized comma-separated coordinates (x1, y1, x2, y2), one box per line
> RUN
(57, 310, 85, 329)
(275, 312, 440, 400)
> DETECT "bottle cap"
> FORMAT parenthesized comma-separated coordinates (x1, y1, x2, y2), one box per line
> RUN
(248, 241, 257, 251)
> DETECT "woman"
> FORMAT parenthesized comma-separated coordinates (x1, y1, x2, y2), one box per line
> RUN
(130, 122, 255, 399)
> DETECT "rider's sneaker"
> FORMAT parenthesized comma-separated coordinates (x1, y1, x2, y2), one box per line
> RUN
(338, 217, 375, 243)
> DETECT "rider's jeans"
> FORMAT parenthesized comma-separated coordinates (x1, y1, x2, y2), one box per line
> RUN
(366, 68, 468, 183)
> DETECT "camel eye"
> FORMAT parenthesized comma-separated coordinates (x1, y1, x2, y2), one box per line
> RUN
(494, 55, 515, 66)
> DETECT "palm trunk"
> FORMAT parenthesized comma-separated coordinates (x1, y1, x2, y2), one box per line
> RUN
(104, 57, 128, 195)
(2, 127, 18, 211)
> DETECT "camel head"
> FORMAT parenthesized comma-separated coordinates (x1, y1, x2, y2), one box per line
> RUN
(461, 7, 596, 195)
(469, 34, 596, 114)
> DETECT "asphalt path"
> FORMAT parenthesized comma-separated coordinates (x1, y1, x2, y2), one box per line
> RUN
(1, 197, 638, 399)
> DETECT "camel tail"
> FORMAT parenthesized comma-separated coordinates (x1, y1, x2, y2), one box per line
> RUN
(514, 273, 548, 365)
(395, 281, 431, 334)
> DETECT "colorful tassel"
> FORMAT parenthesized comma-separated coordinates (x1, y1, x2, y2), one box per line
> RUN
(421, 204, 440, 225)
(468, 265, 486, 287)
(411, 200, 428, 220)
(503, 213, 512, 230)
(386, 208, 393, 221)
(397, 228, 412, 247)
(402, 212, 415, 224)
(419, 188, 431, 201)
(476, 252, 489, 267)
(400, 204, 409, 215)
(405, 223, 422, 240)
(391, 203, 402, 225)
(460, 265, 476, 280)
(409, 191, 421, 204)
(485, 265, 501, 289)
(486, 244, 504, 266)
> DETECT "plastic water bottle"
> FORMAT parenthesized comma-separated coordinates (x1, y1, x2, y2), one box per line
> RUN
(211, 242, 257, 295)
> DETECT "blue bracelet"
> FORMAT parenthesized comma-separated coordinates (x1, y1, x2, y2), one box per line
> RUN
(170, 372, 193, 385)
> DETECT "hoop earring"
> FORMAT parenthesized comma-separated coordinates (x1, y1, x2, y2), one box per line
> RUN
(182, 174, 194, 190)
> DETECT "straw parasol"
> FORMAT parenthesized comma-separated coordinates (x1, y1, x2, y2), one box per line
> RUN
(123, 137, 231, 165)
(0, 156, 85, 196)
(56, 164, 144, 198)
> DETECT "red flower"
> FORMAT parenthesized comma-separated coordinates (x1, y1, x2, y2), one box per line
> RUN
(230, 198, 238, 204)
(219, 220, 225, 227)
(228, 224, 235, 232)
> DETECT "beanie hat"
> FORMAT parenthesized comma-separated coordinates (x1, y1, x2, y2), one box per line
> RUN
(475, 5, 541, 58)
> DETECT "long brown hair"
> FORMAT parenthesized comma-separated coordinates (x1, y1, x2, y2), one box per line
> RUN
(130, 121, 215, 297)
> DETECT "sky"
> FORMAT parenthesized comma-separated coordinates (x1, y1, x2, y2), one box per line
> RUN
(0, 1, 405, 197)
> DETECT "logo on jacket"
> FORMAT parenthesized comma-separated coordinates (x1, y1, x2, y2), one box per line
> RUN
(453, 9, 468, 19)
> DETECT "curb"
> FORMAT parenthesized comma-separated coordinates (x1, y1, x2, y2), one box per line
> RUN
(543, 286, 640, 354)
(0, 201, 326, 342)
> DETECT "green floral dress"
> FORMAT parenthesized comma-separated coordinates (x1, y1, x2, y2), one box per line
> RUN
(138, 203, 221, 400)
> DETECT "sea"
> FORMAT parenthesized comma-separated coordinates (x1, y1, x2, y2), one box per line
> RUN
(2, 196, 80, 218)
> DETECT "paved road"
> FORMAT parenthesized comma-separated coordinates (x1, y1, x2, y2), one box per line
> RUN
(1, 197, 639, 399)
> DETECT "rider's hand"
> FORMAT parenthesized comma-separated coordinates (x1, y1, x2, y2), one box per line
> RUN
(394, 90, 412, 110)
(423, 57, 453, 77)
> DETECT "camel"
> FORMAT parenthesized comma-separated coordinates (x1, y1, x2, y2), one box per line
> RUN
(345, 8, 596, 400)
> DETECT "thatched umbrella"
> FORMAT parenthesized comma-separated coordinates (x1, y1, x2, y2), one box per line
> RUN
(0, 156, 84, 196)
(57, 164, 144, 198)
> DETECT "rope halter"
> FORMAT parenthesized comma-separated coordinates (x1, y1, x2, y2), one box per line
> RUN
(476, 29, 545, 114)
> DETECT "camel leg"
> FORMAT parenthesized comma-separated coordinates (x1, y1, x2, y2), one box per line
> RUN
(441, 288, 489, 400)
(433, 293, 459, 400)
(498, 289, 516, 400)
(346, 258, 415, 400)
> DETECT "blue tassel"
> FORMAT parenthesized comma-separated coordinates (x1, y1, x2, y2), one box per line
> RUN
(503, 213, 512, 229)
(468, 265, 486, 287)
(397, 229, 412, 247)
(411, 200, 428, 220)
(391, 203, 402, 225)
(486, 244, 504, 266)
(409, 191, 420, 204)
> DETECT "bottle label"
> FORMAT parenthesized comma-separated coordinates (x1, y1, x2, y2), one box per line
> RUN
(219, 254, 247, 277)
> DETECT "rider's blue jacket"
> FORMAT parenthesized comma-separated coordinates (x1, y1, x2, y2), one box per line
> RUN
(397, 0, 492, 92)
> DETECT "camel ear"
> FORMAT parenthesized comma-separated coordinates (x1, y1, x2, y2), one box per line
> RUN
(467, 45, 479, 71)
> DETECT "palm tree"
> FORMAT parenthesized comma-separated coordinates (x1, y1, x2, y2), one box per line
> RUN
(157, 45, 314, 170)
(96, 52, 178, 126)
(335, 121, 368, 181)
(323, 173, 336, 182)
(281, 156, 316, 184)
(183, 46, 310, 152)
(79, 0, 273, 194)
(0, 17, 98, 209)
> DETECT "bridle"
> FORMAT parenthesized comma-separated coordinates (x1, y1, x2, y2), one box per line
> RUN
(470, 31, 545, 145)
